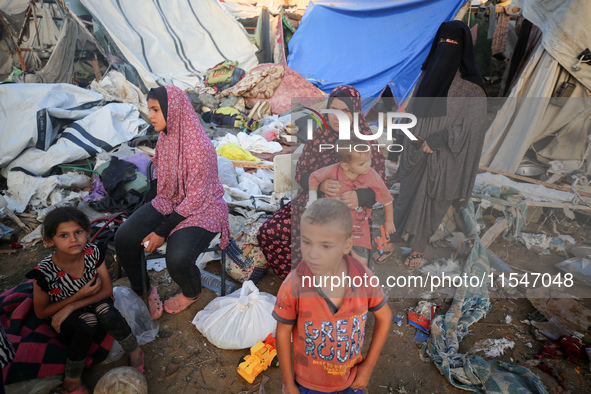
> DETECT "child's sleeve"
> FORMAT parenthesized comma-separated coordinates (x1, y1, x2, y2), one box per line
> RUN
(363, 266, 387, 312)
(308, 164, 334, 190)
(25, 266, 49, 292)
(368, 169, 393, 206)
(87, 243, 107, 268)
(272, 274, 298, 325)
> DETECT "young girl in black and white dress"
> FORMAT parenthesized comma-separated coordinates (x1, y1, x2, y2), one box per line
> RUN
(26, 207, 144, 394)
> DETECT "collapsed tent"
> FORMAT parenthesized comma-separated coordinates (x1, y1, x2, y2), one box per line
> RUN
(480, 0, 591, 174)
(81, 0, 259, 89)
(286, 0, 467, 112)
(0, 0, 110, 85)
(0, 83, 147, 176)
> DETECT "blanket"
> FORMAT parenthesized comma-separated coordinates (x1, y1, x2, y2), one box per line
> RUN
(0, 281, 113, 385)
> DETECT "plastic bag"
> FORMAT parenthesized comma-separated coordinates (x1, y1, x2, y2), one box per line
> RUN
(191, 281, 277, 349)
(217, 142, 261, 162)
(217, 156, 239, 188)
(113, 286, 159, 346)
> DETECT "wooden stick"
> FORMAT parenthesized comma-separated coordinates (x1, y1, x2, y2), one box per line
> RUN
(479, 166, 591, 199)
(525, 201, 591, 212)
(481, 218, 508, 249)
(0, 250, 17, 255)
(137, 146, 155, 156)
(231, 160, 274, 169)
(4, 208, 31, 234)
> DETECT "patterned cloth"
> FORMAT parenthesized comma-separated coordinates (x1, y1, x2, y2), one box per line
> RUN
(245, 65, 326, 115)
(491, 8, 510, 55)
(152, 85, 230, 248)
(218, 65, 285, 99)
(420, 202, 547, 394)
(0, 282, 112, 385)
(25, 244, 104, 303)
(257, 85, 386, 279)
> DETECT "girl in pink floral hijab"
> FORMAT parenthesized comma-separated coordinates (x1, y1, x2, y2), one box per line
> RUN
(115, 85, 230, 317)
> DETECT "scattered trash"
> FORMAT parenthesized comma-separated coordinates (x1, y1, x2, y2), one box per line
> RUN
(473, 338, 515, 358)
(556, 257, 591, 286)
(146, 258, 167, 272)
(527, 287, 591, 341)
(393, 311, 404, 327)
(420, 258, 461, 278)
(505, 315, 512, 324)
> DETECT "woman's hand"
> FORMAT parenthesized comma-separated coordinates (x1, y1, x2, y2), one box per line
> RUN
(340, 191, 359, 209)
(80, 276, 102, 298)
(421, 141, 434, 154)
(141, 232, 165, 253)
(51, 305, 74, 333)
(319, 179, 340, 197)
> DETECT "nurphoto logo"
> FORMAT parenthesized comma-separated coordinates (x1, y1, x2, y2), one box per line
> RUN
(304, 108, 418, 153)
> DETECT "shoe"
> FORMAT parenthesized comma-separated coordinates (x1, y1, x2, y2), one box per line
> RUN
(147, 286, 163, 320)
(372, 249, 395, 265)
(164, 291, 202, 314)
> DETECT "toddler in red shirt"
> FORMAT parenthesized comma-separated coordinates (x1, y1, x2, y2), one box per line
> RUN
(307, 137, 395, 266)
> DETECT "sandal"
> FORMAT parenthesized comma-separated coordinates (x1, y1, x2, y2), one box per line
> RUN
(62, 384, 91, 394)
(164, 291, 202, 315)
(372, 249, 395, 265)
(403, 253, 423, 269)
(147, 286, 163, 320)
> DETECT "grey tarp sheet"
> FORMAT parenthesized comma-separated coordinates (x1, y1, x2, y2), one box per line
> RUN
(0, 83, 147, 176)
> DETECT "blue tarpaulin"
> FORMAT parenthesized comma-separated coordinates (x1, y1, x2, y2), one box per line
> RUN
(287, 0, 467, 113)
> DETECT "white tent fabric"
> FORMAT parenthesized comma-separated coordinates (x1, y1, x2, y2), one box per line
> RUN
(480, 0, 591, 174)
(0, 83, 147, 177)
(514, 0, 591, 91)
(81, 0, 259, 89)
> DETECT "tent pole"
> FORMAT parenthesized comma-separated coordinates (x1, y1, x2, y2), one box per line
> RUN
(31, 2, 42, 46)
(0, 13, 27, 70)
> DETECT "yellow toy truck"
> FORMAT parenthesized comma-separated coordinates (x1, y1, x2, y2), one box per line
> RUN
(237, 333, 279, 384)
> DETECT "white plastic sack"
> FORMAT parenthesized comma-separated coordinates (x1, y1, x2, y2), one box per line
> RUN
(113, 286, 159, 346)
(191, 281, 276, 349)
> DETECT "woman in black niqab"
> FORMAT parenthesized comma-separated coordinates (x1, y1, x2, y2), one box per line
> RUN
(377, 20, 487, 268)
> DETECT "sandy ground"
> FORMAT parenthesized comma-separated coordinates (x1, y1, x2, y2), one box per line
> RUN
(2, 214, 591, 394)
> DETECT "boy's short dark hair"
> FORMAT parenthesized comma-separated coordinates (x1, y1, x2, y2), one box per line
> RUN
(336, 135, 372, 164)
(43, 206, 90, 239)
(301, 199, 352, 238)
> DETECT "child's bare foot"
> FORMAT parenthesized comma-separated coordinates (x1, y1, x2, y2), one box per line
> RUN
(129, 348, 145, 376)
(62, 377, 90, 394)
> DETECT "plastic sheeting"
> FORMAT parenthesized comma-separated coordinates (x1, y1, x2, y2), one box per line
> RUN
(286, 0, 466, 112)
(0, 83, 147, 176)
(0, 83, 102, 168)
(81, 0, 259, 89)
